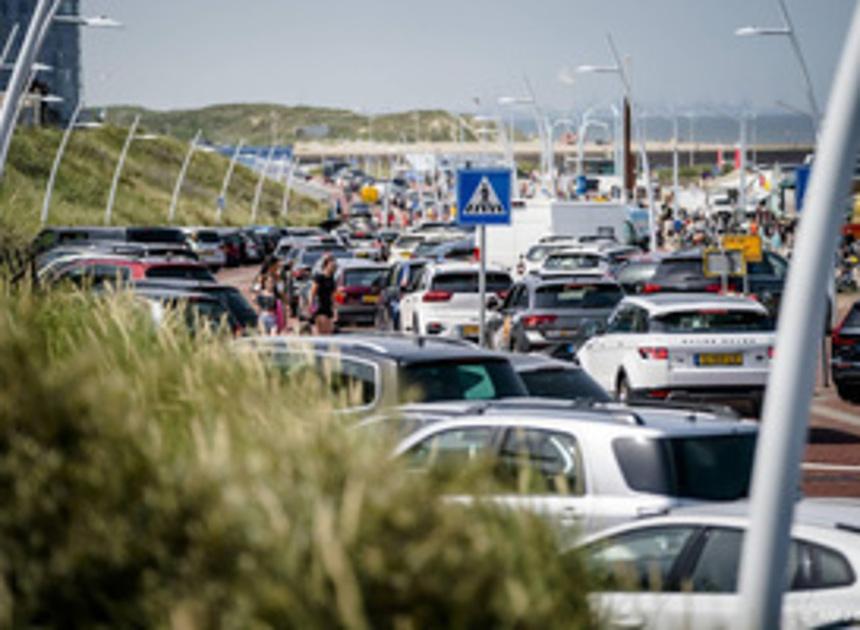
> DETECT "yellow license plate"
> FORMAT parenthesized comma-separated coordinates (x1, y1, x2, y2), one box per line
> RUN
(696, 353, 743, 366)
(362, 295, 379, 304)
(462, 325, 479, 337)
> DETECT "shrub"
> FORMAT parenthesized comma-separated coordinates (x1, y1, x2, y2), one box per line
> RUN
(0, 287, 594, 628)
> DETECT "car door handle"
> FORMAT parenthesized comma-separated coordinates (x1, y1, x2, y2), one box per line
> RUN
(610, 615, 646, 630)
(559, 506, 584, 526)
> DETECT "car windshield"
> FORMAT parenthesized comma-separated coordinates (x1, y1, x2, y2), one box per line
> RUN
(344, 268, 387, 288)
(394, 235, 423, 248)
(654, 259, 702, 279)
(651, 309, 775, 333)
(146, 265, 214, 282)
(127, 228, 186, 244)
(400, 359, 527, 403)
(535, 284, 624, 309)
(518, 368, 611, 403)
(613, 433, 757, 500)
(544, 253, 604, 271)
(431, 272, 512, 293)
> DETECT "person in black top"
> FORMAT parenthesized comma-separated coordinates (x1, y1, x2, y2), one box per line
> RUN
(309, 254, 337, 334)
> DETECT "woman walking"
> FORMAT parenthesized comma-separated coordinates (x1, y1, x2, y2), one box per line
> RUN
(309, 254, 337, 335)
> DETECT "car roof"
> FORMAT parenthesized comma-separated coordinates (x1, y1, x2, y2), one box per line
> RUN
(521, 274, 620, 288)
(395, 401, 758, 444)
(623, 293, 768, 315)
(337, 259, 389, 271)
(579, 498, 860, 548)
(507, 353, 580, 372)
(428, 262, 509, 274)
(239, 333, 507, 364)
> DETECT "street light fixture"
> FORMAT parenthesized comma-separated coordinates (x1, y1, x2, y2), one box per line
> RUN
(734, 0, 821, 127)
(53, 14, 123, 28)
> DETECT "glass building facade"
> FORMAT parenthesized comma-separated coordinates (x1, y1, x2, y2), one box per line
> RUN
(0, 0, 81, 124)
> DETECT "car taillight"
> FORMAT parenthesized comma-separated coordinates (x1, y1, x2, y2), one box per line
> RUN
(768, 346, 775, 359)
(642, 283, 662, 294)
(703, 283, 722, 293)
(522, 314, 558, 328)
(423, 290, 452, 302)
(647, 389, 670, 399)
(638, 347, 669, 360)
(833, 325, 858, 347)
(334, 290, 347, 305)
(473, 248, 480, 261)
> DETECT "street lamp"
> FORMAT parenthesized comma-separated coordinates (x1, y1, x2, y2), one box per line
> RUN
(577, 33, 658, 251)
(735, 0, 821, 128)
(52, 15, 123, 28)
(497, 95, 534, 169)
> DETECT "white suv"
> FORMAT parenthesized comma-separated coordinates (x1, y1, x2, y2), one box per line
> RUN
(577, 293, 774, 416)
(399, 262, 512, 341)
(392, 401, 758, 538)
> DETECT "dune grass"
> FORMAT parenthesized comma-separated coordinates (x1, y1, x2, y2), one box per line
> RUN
(0, 285, 594, 628)
(0, 125, 327, 249)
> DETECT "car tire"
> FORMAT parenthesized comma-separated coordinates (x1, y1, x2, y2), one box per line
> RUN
(616, 373, 632, 403)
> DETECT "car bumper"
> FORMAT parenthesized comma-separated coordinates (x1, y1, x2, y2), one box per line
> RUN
(832, 360, 860, 385)
(335, 305, 378, 327)
(630, 385, 765, 417)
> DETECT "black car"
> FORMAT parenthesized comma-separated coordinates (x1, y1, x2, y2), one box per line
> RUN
(644, 248, 789, 316)
(832, 300, 860, 403)
(238, 334, 528, 415)
(489, 276, 624, 354)
(509, 353, 611, 403)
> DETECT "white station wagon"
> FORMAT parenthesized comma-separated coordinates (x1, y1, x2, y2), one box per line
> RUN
(577, 294, 774, 417)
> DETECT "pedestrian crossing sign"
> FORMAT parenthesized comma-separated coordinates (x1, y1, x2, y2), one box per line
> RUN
(456, 168, 512, 226)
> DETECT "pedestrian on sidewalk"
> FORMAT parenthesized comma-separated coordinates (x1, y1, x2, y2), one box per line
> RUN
(309, 254, 337, 335)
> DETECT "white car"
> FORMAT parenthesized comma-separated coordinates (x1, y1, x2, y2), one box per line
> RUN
(392, 402, 759, 538)
(399, 263, 512, 342)
(540, 247, 611, 278)
(182, 228, 226, 269)
(579, 500, 860, 630)
(577, 294, 774, 416)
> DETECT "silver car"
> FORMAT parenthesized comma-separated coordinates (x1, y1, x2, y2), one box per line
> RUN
(393, 403, 758, 538)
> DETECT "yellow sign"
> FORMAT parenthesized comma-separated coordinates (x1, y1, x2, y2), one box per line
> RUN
(721, 234, 763, 263)
(360, 185, 379, 204)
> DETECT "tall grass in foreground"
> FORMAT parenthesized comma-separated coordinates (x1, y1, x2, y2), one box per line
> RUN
(0, 286, 593, 628)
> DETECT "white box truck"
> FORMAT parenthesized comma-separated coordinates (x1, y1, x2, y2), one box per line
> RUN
(483, 198, 649, 271)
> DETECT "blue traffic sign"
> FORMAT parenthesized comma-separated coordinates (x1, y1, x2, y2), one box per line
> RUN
(456, 168, 512, 226)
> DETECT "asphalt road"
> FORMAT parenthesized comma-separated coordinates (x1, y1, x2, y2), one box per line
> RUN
(220, 263, 859, 498)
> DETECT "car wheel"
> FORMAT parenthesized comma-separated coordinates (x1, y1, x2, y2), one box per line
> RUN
(616, 374, 632, 402)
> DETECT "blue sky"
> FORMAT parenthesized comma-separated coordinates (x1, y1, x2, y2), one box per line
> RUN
(80, 0, 854, 114)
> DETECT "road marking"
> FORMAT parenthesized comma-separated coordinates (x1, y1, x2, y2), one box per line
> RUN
(803, 462, 860, 473)
(810, 404, 860, 428)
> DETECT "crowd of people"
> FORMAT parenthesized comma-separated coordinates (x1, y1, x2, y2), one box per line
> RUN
(251, 254, 338, 336)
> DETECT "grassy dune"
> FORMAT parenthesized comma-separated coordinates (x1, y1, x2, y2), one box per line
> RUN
(0, 125, 327, 248)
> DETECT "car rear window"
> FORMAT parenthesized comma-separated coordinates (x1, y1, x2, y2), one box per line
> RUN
(344, 268, 387, 288)
(525, 245, 558, 262)
(544, 253, 604, 271)
(535, 284, 623, 309)
(653, 259, 703, 280)
(651, 309, 775, 333)
(197, 231, 220, 244)
(431, 272, 512, 293)
(616, 262, 659, 285)
(145, 265, 214, 282)
(127, 228, 186, 244)
(518, 368, 611, 403)
(612, 433, 756, 501)
(400, 359, 527, 403)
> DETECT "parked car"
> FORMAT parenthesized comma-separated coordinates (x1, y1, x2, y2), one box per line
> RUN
(238, 334, 528, 414)
(377, 258, 429, 331)
(399, 263, 513, 342)
(613, 254, 665, 294)
(182, 228, 226, 269)
(540, 247, 611, 278)
(332, 260, 389, 328)
(393, 403, 759, 537)
(41, 255, 216, 286)
(577, 294, 775, 416)
(136, 288, 236, 333)
(489, 276, 624, 354)
(832, 298, 860, 403)
(579, 500, 860, 630)
(134, 279, 259, 332)
(509, 353, 612, 403)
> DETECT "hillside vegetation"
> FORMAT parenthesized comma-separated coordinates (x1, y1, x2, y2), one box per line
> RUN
(103, 104, 466, 145)
(0, 125, 326, 248)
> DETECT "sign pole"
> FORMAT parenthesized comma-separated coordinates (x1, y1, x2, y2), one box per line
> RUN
(479, 225, 486, 348)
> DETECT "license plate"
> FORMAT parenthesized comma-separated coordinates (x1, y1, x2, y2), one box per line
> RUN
(462, 325, 479, 337)
(696, 353, 743, 367)
(362, 295, 379, 304)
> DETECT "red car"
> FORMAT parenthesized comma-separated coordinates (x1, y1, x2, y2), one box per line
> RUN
(42, 255, 216, 287)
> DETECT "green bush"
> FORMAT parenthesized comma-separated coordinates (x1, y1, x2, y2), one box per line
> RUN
(0, 287, 594, 628)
